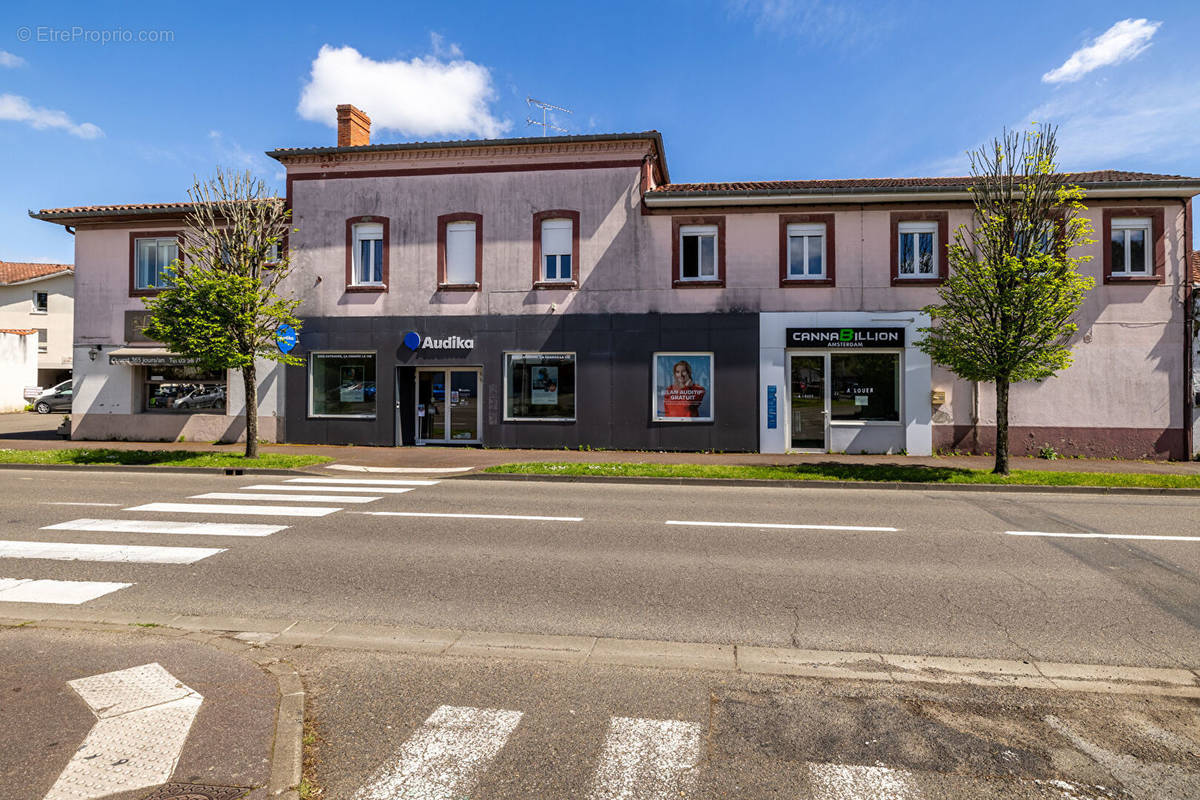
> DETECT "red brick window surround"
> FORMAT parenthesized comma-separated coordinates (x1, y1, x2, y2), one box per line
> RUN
(345, 216, 389, 293)
(437, 212, 483, 291)
(890, 211, 949, 286)
(779, 213, 836, 287)
(129, 231, 182, 297)
(532, 210, 581, 289)
(1102, 207, 1165, 284)
(672, 216, 726, 288)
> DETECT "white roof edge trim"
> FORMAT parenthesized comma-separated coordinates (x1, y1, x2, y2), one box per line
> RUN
(643, 186, 1200, 207)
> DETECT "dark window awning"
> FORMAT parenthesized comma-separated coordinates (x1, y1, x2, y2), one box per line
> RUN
(107, 347, 199, 366)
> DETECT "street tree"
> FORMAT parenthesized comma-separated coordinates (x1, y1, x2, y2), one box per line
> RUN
(143, 170, 300, 458)
(917, 126, 1094, 475)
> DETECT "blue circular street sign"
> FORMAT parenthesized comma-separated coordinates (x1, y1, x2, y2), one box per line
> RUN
(403, 331, 421, 350)
(276, 324, 298, 354)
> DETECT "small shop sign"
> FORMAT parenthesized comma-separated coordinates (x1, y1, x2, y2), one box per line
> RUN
(786, 327, 904, 348)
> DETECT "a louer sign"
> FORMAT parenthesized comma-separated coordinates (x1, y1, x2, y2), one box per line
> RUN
(786, 327, 904, 348)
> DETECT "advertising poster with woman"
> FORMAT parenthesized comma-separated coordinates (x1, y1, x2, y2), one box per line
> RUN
(653, 353, 713, 421)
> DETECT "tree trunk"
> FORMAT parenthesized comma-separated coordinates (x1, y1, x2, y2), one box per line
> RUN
(242, 361, 258, 459)
(994, 377, 1010, 475)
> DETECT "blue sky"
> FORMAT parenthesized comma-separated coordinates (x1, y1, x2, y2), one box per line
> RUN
(2, 0, 1197, 263)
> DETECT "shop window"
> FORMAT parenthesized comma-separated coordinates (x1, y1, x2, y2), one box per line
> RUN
(830, 352, 900, 422)
(32, 291, 48, 313)
(143, 365, 227, 414)
(897, 222, 938, 278)
(787, 223, 826, 279)
(652, 353, 714, 422)
(1109, 217, 1151, 276)
(504, 353, 576, 421)
(310, 352, 377, 418)
(132, 236, 179, 292)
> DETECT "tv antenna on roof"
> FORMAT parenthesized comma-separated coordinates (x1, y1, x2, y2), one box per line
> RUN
(526, 97, 572, 136)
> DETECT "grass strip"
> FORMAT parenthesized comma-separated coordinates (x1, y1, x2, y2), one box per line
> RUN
(483, 461, 1200, 489)
(0, 448, 331, 469)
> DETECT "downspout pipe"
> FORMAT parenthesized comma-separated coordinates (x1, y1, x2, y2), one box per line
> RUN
(1184, 197, 1195, 459)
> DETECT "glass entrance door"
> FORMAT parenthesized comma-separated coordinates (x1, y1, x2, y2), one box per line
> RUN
(416, 368, 481, 444)
(789, 354, 827, 451)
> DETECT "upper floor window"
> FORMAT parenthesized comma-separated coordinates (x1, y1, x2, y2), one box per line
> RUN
(787, 223, 826, 279)
(32, 291, 48, 313)
(1110, 217, 1151, 276)
(352, 223, 384, 285)
(134, 237, 178, 291)
(541, 219, 573, 282)
(445, 221, 477, 285)
(679, 225, 718, 281)
(897, 221, 938, 278)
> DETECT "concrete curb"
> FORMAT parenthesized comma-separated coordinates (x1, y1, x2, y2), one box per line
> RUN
(457, 471, 1200, 496)
(0, 462, 313, 477)
(3, 610, 1197, 699)
(0, 615, 306, 799)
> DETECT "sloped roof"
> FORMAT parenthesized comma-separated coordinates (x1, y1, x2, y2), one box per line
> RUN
(647, 170, 1199, 195)
(0, 261, 73, 286)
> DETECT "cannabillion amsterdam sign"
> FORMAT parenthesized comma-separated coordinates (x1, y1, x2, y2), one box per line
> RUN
(786, 327, 905, 348)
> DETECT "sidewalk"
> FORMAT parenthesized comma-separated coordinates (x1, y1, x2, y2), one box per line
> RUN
(0, 622, 298, 800)
(2, 411, 1197, 475)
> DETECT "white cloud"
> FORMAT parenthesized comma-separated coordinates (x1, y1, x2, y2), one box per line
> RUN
(728, 0, 896, 47)
(297, 44, 509, 139)
(429, 32, 462, 60)
(1042, 18, 1160, 84)
(0, 50, 26, 68)
(0, 94, 102, 139)
(208, 129, 260, 169)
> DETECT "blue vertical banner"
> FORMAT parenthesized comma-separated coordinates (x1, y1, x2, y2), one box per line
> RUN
(766, 385, 777, 429)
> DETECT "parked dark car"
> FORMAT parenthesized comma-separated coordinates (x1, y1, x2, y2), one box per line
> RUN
(33, 380, 73, 414)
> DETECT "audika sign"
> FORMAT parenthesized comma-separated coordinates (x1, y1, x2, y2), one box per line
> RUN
(786, 327, 904, 348)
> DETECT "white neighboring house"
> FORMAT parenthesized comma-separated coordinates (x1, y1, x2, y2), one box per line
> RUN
(0, 261, 74, 391)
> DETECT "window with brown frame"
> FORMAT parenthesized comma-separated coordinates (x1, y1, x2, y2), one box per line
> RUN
(344, 216, 389, 292)
(1102, 207, 1165, 284)
(671, 216, 725, 288)
(532, 210, 580, 289)
(779, 213, 835, 287)
(889, 212, 948, 286)
(437, 212, 483, 290)
(129, 232, 182, 296)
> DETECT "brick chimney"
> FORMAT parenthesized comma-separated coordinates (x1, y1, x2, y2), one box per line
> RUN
(336, 104, 371, 147)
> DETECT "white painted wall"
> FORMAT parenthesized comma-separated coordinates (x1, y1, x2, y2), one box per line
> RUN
(759, 311, 933, 455)
(0, 273, 73, 376)
(0, 332, 38, 412)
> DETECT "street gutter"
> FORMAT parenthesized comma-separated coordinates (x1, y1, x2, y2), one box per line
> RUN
(459, 471, 1200, 496)
(0, 463, 316, 477)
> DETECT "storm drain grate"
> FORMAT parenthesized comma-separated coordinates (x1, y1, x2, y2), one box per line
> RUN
(137, 784, 250, 800)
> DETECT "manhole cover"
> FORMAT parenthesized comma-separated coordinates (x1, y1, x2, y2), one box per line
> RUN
(137, 784, 250, 800)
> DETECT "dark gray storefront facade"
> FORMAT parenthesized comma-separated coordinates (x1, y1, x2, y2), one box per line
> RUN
(284, 313, 759, 451)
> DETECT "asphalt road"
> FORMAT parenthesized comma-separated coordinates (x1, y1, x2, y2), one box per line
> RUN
(1, 467, 1198, 666)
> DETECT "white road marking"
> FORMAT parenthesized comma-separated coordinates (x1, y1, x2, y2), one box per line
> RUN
(353, 704, 523, 800)
(806, 762, 921, 799)
(45, 663, 203, 800)
(1045, 714, 1200, 798)
(327, 464, 473, 473)
(0, 540, 224, 564)
(1006, 530, 1200, 542)
(41, 502, 123, 507)
(353, 511, 584, 522)
(125, 502, 340, 517)
(191, 492, 382, 504)
(286, 477, 439, 486)
(588, 716, 703, 800)
(242, 484, 415, 494)
(0, 578, 130, 604)
(666, 520, 899, 532)
(42, 518, 287, 537)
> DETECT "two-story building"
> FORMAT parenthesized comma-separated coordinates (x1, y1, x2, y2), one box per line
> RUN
(32, 106, 1200, 457)
(0, 260, 74, 390)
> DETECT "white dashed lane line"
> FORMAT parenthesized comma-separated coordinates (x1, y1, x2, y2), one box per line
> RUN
(1006, 531, 1200, 542)
(285, 477, 440, 487)
(666, 520, 899, 532)
(41, 518, 288, 537)
(0, 540, 224, 564)
(353, 511, 584, 522)
(240, 484, 416, 494)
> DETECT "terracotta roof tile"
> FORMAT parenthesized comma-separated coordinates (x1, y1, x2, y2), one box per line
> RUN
(0, 261, 74, 285)
(34, 201, 193, 216)
(0, 328, 38, 335)
(648, 170, 1197, 194)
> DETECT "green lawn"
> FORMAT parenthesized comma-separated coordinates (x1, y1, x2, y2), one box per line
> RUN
(0, 448, 331, 469)
(483, 461, 1200, 489)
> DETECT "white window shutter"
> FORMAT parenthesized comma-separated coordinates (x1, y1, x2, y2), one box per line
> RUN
(446, 222, 476, 284)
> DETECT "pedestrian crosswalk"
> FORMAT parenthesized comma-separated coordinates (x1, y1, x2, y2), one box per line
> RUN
(348, 705, 1131, 800)
(0, 473, 441, 606)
